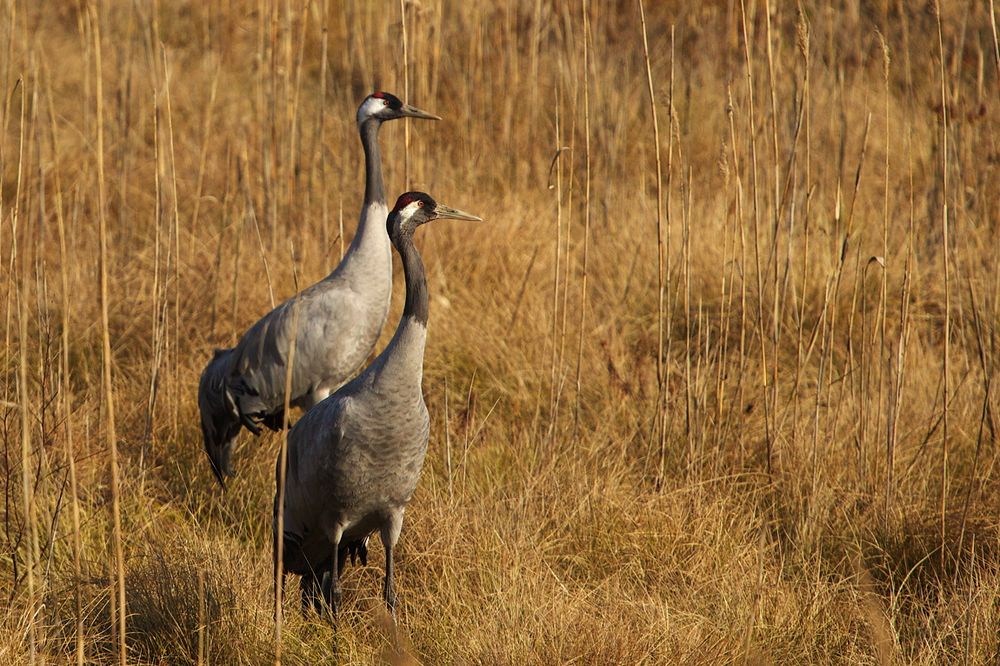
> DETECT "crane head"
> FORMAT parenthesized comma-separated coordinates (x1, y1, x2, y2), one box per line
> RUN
(388, 191, 482, 237)
(357, 92, 441, 124)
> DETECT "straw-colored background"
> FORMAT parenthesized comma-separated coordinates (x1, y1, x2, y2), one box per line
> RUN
(2, 1, 999, 663)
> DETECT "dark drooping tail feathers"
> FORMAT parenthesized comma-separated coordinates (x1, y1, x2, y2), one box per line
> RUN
(198, 348, 242, 488)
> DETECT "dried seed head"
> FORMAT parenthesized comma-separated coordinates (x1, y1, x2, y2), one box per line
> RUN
(875, 30, 890, 80)
(795, 8, 810, 60)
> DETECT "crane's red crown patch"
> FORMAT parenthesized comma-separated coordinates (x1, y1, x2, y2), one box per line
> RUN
(371, 91, 403, 109)
(393, 192, 435, 212)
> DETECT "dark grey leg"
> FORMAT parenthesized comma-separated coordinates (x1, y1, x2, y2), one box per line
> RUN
(337, 543, 349, 576)
(383, 542, 397, 614)
(380, 514, 404, 617)
(321, 534, 344, 616)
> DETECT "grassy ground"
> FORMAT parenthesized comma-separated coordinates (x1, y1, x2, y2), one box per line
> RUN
(2, 0, 1000, 663)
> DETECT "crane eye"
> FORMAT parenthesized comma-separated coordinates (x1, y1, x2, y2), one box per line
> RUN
(382, 99, 390, 106)
(417, 201, 424, 207)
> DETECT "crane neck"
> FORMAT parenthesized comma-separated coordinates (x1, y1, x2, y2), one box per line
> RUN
(359, 118, 385, 207)
(329, 117, 391, 281)
(393, 228, 429, 326)
(371, 227, 428, 388)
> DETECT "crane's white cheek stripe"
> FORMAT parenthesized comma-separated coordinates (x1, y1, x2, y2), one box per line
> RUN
(398, 201, 422, 221)
(357, 97, 384, 123)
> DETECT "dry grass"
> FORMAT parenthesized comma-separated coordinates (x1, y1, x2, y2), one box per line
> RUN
(2, 0, 1000, 663)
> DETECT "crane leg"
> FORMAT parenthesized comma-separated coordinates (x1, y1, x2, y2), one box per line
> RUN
(337, 542, 349, 575)
(380, 513, 404, 618)
(321, 526, 345, 616)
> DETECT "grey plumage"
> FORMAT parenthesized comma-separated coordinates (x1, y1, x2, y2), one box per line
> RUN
(275, 192, 481, 615)
(198, 93, 438, 486)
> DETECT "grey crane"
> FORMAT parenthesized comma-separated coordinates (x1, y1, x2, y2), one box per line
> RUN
(198, 92, 439, 487)
(274, 192, 481, 616)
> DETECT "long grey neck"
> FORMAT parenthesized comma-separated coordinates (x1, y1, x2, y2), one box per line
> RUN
(395, 230, 429, 325)
(330, 118, 390, 281)
(360, 118, 385, 207)
(373, 229, 428, 387)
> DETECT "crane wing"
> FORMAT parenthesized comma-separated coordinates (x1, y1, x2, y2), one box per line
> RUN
(225, 279, 365, 420)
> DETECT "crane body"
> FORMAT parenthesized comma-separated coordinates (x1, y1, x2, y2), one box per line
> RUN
(198, 93, 438, 486)
(275, 192, 482, 615)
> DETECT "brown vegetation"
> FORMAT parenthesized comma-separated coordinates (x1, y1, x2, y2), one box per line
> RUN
(2, 0, 1000, 663)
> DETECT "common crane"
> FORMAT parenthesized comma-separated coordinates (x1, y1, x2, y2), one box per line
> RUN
(198, 93, 439, 487)
(275, 192, 481, 616)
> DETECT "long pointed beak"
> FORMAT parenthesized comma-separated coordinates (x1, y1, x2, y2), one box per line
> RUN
(434, 204, 483, 222)
(400, 103, 441, 120)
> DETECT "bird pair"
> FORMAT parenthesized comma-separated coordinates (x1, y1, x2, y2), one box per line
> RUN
(197, 92, 481, 617)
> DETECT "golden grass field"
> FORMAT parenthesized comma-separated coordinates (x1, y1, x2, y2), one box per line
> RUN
(2, 0, 1000, 663)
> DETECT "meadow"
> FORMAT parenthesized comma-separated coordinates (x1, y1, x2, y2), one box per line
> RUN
(2, 0, 1000, 663)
